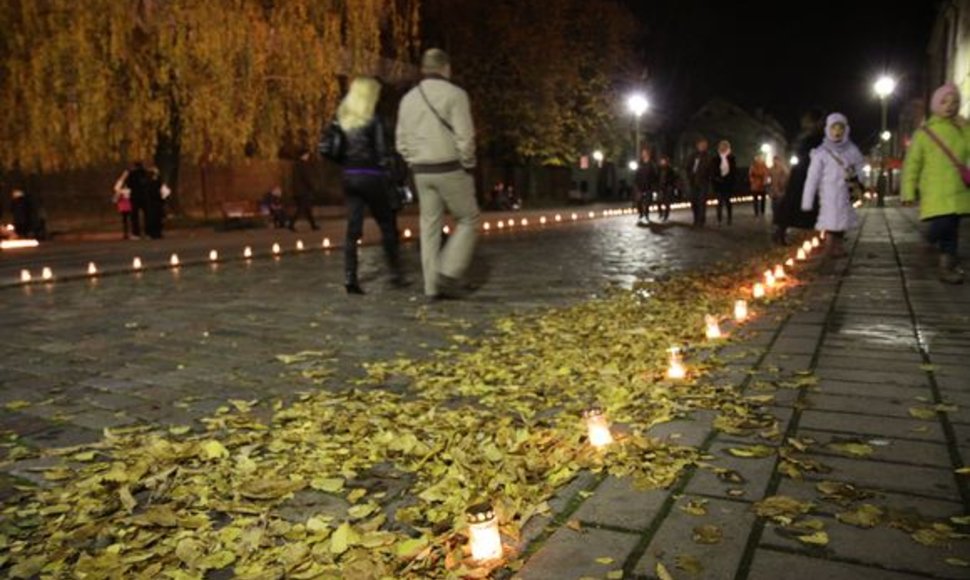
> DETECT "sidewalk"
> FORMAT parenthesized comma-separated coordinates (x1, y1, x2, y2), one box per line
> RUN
(516, 206, 970, 579)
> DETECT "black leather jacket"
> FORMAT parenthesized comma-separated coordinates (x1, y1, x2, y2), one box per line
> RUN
(319, 117, 390, 170)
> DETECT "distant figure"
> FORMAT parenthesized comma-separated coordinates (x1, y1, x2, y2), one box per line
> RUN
(802, 113, 864, 258)
(112, 169, 134, 239)
(773, 109, 824, 245)
(489, 182, 505, 210)
(289, 149, 319, 232)
(634, 149, 659, 226)
(396, 48, 480, 300)
(685, 137, 714, 227)
(749, 153, 770, 217)
(657, 155, 678, 222)
(712, 140, 737, 225)
(320, 76, 404, 294)
(123, 161, 151, 239)
(901, 82, 970, 284)
(768, 155, 790, 226)
(144, 166, 168, 239)
(262, 185, 287, 228)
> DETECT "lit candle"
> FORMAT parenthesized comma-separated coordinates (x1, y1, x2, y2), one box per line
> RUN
(555, 214, 562, 222)
(571, 213, 578, 221)
(540, 216, 547, 225)
(444, 225, 451, 234)
(802, 241, 812, 253)
(507, 219, 514, 227)
(753, 283, 765, 298)
(705, 314, 722, 339)
(811, 237, 820, 248)
(483, 222, 491, 231)
(323, 238, 331, 249)
(41, 267, 53, 281)
(785, 258, 795, 268)
(87, 262, 98, 276)
(272, 243, 281, 255)
(169, 254, 180, 267)
(497, 221, 504, 229)
(296, 240, 305, 251)
(774, 265, 786, 280)
(244, 246, 253, 259)
(734, 299, 748, 322)
(521, 218, 528, 226)
(796, 248, 807, 261)
(209, 250, 219, 262)
(588, 211, 595, 219)
(764, 271, 776, 288)
(583, 408, 614, 448)
(667, 346, 687, 380)
(132, 257, 143, 270)
(467, 503, 502, 562)
(20, 269, 31, 283)
(819, 231, 827, 240)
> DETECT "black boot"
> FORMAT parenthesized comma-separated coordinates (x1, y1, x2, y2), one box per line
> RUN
(345, 272, 364, 295)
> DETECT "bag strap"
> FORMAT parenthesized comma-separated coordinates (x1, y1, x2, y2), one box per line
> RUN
(417, 82, 455, 134)
(821, 146, 847, 169)
(922, 125, 966, 171)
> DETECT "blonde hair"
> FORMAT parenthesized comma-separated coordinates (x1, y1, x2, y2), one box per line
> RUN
(337, 77, 381, 131)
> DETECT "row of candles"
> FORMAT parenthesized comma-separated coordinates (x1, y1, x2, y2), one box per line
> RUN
(468, 229, 826, 563)
(15, 208, 664, 285)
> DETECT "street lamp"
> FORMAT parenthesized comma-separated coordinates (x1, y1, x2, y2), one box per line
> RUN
(627, 93, 649, 160)
(789, 155, 799, 167)
(628, 160, 639, 172)
(592, 150, 604, 168)
(874, 75, 896, 206)
(761, 143, 773, 168)
(880, 130, 892, 142)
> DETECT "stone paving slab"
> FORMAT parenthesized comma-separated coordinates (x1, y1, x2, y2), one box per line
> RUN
(748, 549, 928, 580)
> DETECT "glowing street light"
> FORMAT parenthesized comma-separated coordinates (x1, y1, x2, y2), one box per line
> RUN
(881, 130, 892, 142)
(627, 92, 649, 160)
(628, 160, 639, 172)
(592, 150, 604, 167)
(790, 155, 800, 167)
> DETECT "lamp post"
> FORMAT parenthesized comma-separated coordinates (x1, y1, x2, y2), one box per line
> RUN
(874, 76, 896, 207)
(592, 150, 604, 168)
(627, 93, 649, 160)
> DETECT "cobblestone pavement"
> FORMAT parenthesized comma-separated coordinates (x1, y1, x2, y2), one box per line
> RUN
(2, 205, 968, 579)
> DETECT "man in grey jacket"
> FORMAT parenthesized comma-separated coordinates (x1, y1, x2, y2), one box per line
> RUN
(396, 48, 480, 299)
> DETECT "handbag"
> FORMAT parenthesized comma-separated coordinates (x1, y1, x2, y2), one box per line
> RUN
(922, 125, 970, 187)
(822, 147, 865, 200)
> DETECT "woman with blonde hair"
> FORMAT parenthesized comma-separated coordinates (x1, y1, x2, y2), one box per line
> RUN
(320, 76, 405, 294)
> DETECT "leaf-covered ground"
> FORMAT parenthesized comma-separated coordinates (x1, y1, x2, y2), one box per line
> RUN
(2, 250, 964, 579)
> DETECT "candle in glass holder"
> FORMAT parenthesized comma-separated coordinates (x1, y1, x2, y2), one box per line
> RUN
(244, 246, 253, 259)
(521, 218, 528, 226)
(296, 240, 305, 251)
(811, 237, 820, 248)
(667, 346, 687, 379)
(41, 267, 53, 281)
(753, 283, 765, 299)
(403, 229, 412, 239)
(571, 213, 578, 221)
(272, 243, 281, 255)
(774, 265, 786, 280)
(323, 238, 331, 249)
(132, 257, 143, 270)
(705, 315, 722, 339)
(583, 408, 614, 448)
(466, 504, 502, 562)
(20, 269, 31, 283)
(540, 216, 547, 225)
(785, 258, 795, 268)
(796, 248, 807, 261)
(209, 250, 219, 262)
(555, 214, 562, 222)
(87, 262, 98, 276)
(734, 299, 748, 322)
(802, 241, 812, 253)
(169, 254, 180, 267)
(764, 271, 776, 288)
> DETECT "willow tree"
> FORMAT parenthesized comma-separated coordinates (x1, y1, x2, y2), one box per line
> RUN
(0, 0, 421, 177)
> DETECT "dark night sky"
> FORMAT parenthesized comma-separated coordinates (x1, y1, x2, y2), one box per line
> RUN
(623, 0, 939, 147)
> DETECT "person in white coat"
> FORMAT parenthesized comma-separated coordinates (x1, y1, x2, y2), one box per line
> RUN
(801, 113, 864, 257)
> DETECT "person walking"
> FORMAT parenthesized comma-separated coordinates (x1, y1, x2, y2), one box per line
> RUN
(773, 109, 825, 245)
(801, 113, 864, 258)
(902, 82, 970, 284)
(396, 48, 480, 300)
(767, 155, 790, 227)
(320, 77, 405, 294)
(749, 153, 770, 217)
(289, 150, 320, 232)
(112, 169, 133, 239)
(634, 149, 659, 226)
(712, 140, 737, 225)
(123, 161, 151, 239)
(684, 138, 714, 227)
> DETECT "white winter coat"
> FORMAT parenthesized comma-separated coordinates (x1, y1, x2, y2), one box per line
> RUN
(802, 114, 865, 232)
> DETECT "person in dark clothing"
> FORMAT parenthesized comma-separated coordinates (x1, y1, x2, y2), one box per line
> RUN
(123, 162, 151, 239)
(773, 109, 825, 245)
(657, 156, 678, 222)
(634, 149, 659, 226)
(262, 186, 287, 228)
(319, 76, 404, 295)
(684, 138, 715, 226)
(289, 150, 319, 232)
(749, 153, 770, 217)
(712, 140, 738, 225)
(144, 167, 166, 239)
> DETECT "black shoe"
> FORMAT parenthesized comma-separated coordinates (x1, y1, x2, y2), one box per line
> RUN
(345, 283, 365, 295)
